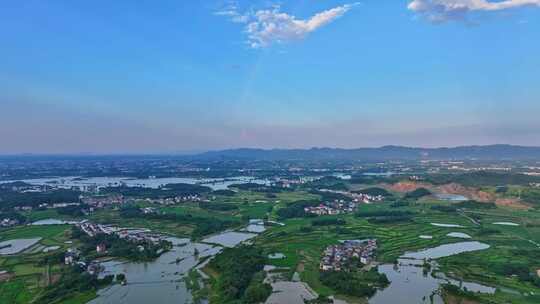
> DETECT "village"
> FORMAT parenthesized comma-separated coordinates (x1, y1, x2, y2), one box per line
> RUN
(320, 239, 378, 272)
(77, 221, 163, 244)
(61, 221, 168, 277)
(304, 192, 384, 216)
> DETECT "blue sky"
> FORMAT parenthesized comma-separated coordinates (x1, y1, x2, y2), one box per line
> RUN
(1, 0, 539, 153)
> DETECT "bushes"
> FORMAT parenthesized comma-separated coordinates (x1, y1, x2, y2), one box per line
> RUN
(312, 218, 346, 226)
(243, 280, 272, 303)
(119, 205, 240, 238)
(454, 200, 496, 209)
(208, 246, 266, 303)
(57, 204, 87, 217)
(390, 201, 411, 208)
(426, 171, 540, 187)
(367, 216, 413, 224)
(276, 200, 319, 219)
(35, 266, 113, 304)
(199, 202, 238, 211)
(319, 269, 389, 298)
(212, 189, 236, 197)
(356, 210, 414, 224)
(308, 190, 351, 202)
(404, 188, 431, 200)
(356, 210, 414, 218)
(441, 284, 481, 301)
(521, 189, 540, 206)
(0, 188, 81, 211)
(431, 205, 458, 213)
(476, 228, 500, 236)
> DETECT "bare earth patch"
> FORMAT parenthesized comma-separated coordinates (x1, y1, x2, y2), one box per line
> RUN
(443, 293, 480, 304)
(494, 198, 531, 210)
(0, 271, 14, 282)
(384, 181, 529, 210)
(384, 181, 429, 193)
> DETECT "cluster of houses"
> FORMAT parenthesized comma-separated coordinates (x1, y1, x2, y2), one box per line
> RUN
(318, 189, 384, 204)
(142, 195, 205, 205)
(303, 191, 384, 216)
(304, 201, 356, 216)
(13, 202, 81, 212)
(353, 193, 384, 204)
(64, 248, 103, 275)
(0, 217, 20, 228)
(80, 194, 124, 208)
(320, 239, 377, 272)
(274, 177, 318, 188)
(78, 221, 163, 244)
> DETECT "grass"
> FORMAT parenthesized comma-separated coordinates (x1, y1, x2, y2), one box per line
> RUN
(0, 225, 70, 241)
(0, 224, 75, 303)
(3, 187, 540, 304)
(0, 277, 39, 304)
(57, 291, 97, 304)
(89, 209, 194, 237)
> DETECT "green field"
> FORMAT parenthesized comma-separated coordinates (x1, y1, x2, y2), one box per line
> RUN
(0, 224, 76, 304)
(250, 195, 540, 303)
(2, 183, 540, 304)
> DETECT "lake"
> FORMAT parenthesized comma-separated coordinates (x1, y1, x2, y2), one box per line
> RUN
(0, 176, 269, 191)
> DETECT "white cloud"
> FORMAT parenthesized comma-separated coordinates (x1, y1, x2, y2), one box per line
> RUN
(214, 3, 249, 23)
(408, 0, 540, 22)
(217, 3, 360, 48)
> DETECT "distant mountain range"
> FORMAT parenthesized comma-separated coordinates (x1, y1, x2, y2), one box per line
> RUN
(194, 145, 540, 161)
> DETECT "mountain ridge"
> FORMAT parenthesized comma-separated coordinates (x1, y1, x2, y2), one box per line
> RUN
(194, 144, 540, 161)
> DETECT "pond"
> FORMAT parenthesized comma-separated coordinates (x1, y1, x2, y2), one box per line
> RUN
(492, 222, 520, 226)
(268, 253, 286, 259)
(0, 238, 42, 255)
(371, 241, 492, 304)
(243, 219, 266, 233)
(431, 223, 465, 228)
(31, 219, 79, 225)
(401, 241, 489, 260)
(243, 224, 266, 233)
(264, 268, 316, 304)
(43, 246, 61, 253)
(201, 231, 257, 247)
(446, 232, 471, 239)
(434, 193, 468, 202)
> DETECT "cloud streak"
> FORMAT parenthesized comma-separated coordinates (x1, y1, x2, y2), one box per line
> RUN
(408, 0, 540, 22)
(217, 3, 359, 48)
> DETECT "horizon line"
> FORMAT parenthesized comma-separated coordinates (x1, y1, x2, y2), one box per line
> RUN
(1, 144, 539, 157)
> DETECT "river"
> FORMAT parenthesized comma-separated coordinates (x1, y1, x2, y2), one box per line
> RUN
(88, 230, 259, 304)
(0, 176, 269, 191)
